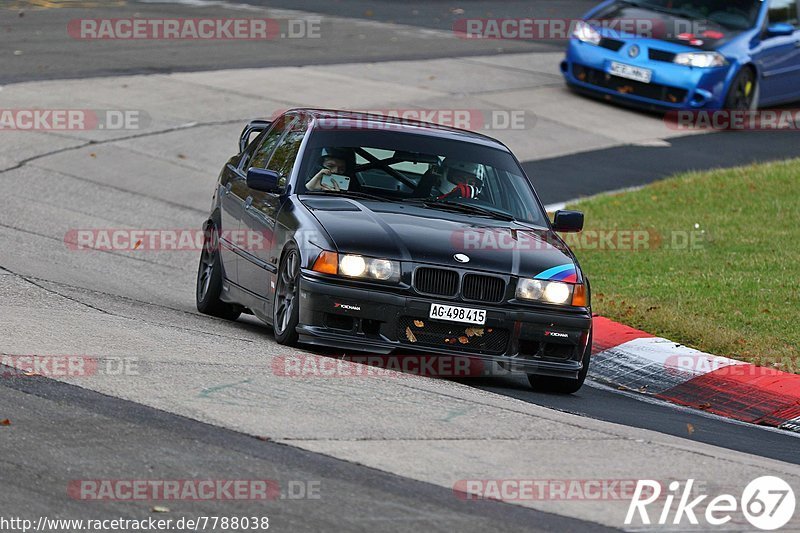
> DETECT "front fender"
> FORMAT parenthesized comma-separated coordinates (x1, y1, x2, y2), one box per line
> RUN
(272, 196, 337, 272)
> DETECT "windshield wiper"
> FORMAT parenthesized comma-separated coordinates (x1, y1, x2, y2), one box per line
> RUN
(416, 199, 516, 222)
(304, 190, 400, 203)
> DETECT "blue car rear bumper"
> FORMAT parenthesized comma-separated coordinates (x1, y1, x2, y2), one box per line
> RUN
(562, 39, 735, 110)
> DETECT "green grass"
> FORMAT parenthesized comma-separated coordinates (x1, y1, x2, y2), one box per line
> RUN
(569, 158, 800, 371)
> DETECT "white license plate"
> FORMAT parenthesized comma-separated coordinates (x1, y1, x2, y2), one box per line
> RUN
(429, 304, 486, 325)
(609, 61, 652, 83)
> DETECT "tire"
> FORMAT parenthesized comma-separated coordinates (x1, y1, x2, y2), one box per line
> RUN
(196, 223, 241, 321)
(272, 245, 301, 346)
(724, 67, 759, 111)
(527, 332, 592, 394)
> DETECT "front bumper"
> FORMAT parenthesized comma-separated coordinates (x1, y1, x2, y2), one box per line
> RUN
(562, 39, 733, 110)
(297, 272, 592, 379)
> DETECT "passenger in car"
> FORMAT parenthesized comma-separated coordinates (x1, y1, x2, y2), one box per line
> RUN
(306, 147, 352, 191)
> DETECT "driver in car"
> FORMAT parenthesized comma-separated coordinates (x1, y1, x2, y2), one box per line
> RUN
(432, 158, 484, 200)
(306, 148, 351, 192)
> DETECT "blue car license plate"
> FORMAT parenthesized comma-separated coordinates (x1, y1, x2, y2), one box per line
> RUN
(609, 61, 652, 83)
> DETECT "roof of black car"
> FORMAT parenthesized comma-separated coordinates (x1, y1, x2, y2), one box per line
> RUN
(286, 108, 512, 151)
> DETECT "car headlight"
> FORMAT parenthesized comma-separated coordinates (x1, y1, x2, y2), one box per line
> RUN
(516, 279, 587, 306)
(312, 251, 400, 283)
(340, 254, 367, 277)
(572, 20, 601, 46)
(673, 52, 727, 68)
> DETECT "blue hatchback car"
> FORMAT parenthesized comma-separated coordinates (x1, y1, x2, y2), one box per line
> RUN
(562, 0, 800, 110)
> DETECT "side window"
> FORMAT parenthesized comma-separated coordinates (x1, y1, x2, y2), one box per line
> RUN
(239, 130, 265, 170)
(248, 117, 290, 170)
(769, 0, 799, 27)
(265, 122, 307, 182)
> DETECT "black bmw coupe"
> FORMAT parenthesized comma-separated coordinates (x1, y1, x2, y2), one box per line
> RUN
(197, 109, 593, 393)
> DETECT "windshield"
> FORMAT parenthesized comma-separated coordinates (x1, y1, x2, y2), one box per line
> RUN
(623, 0, 761, 29)
(298, 128, 549, 226)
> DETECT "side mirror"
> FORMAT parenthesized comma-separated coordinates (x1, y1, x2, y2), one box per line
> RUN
(766, 23, 795, 38)
(246, 167, 281, 193)
(552, 210, 584, 233)
(239, 119, 272, 153)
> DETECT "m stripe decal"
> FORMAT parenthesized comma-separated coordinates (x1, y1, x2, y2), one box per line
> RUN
(534, 263, 575, 280)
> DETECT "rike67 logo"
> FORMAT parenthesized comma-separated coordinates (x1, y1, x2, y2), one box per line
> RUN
(626, 477, 796, 530)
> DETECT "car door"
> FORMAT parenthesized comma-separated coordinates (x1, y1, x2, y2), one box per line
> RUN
(218, 160, 245, 286)
(753, 0, 800, 104)
(217, 124, 273, 285)
(224, 115, 290, 289)
(238, 114, 308, 301)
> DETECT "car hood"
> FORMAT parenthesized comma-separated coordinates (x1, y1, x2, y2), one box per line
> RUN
(594, 3, 744, 50)
(301, 196, 579, 280)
